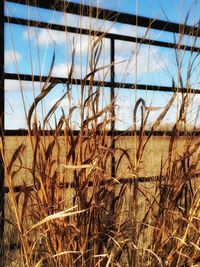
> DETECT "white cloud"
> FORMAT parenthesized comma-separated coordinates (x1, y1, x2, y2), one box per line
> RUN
(59, 12, 147, 38)
(23, 27, 67, 46)
(51, 39, 165, 81)
(58, 11, 151, 40)
(115, 90, 200, 130)
(52, 63, 71, 77)
(22, 28, 91, 60)
(109, 23, 147, 38)
(22, 27, 109, 59)
(114, 44, 168, 79)
(5, 79, 44, 92)
(52, 62, 81, 78)
(73, 34, 90, 55)
(5, 113, 27, 129)
(59, 12, 114, 32)
(5, 50, 22, 66)
(49, 97, 74, 109)
(5, 92, 27, 129)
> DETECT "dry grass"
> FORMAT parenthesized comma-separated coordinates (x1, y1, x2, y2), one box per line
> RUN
(1, 1, 200, 266)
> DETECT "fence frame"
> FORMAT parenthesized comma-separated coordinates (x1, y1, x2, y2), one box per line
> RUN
(2, 0, 200, 136)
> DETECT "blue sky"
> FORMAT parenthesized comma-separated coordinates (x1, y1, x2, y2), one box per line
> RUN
(4, 0, 200, 130)
(69, 0, 200, 25)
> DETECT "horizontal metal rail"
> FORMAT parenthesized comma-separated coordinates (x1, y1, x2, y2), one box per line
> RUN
(3, 129, 200, 137)
(3, 172, 200, 193)
(5, 17, 200, 53)
(6, 0, 200, 37)
(5, 73, 200, 94)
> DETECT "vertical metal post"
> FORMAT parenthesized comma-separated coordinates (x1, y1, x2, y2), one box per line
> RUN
(0, 0, 4, 262)
(110, 38, 115, 177)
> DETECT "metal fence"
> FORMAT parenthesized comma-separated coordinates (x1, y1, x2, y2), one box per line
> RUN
(0, 0, 200, 257)
(2, 0, 200, 134)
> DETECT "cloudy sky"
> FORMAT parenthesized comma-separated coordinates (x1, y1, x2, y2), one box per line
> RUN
(4, 0, 200, 130)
